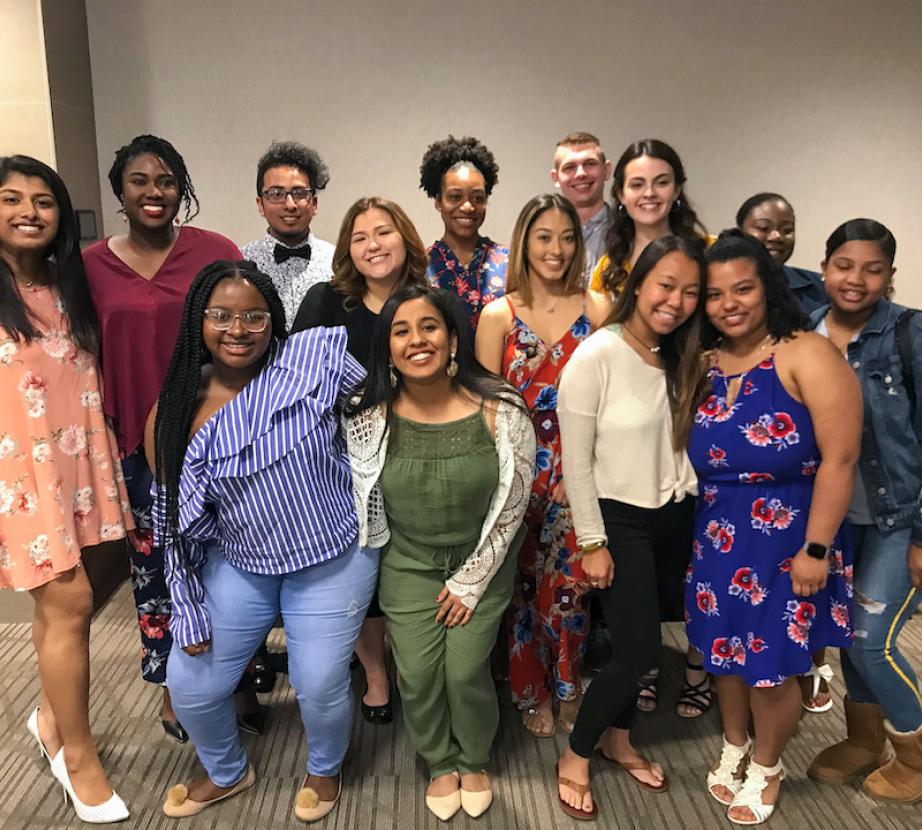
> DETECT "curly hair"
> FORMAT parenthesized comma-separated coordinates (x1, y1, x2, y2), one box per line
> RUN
(703, 229, 808, 348)
(152, 260, 287, 568)
(107, 134, 199, 223)
(0, 155, 100, 355)
(419, 135, 500, 198)
(256, 140, 330, 194)
(330, 197, 428, 309)
(602, 138, 708, 294)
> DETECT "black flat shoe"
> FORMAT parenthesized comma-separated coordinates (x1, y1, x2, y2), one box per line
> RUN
(162, 719, 189, 744)
(253, 647, 277, 694)
(361, 699, 393, 725)
(237, 704, 268, 735)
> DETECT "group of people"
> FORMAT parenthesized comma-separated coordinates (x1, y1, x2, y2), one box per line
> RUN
(1, 128, 919, 827)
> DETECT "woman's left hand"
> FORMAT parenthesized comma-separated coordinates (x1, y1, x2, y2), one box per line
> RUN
(549, 479, 567, 505)
(790, 549, 829, 596)
(908, 544, 922, 588)
(435, 587, 473, 627)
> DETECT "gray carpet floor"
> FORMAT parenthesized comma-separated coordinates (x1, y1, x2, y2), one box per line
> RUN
(1, 583, 920, 829)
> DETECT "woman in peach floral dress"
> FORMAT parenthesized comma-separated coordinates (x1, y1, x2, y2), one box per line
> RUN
(0, 156, 133, 823)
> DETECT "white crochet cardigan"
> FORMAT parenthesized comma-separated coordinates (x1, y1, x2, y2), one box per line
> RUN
(344, 399, 535, 609)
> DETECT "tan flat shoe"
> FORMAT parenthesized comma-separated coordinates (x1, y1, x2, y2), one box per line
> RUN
(426, 772, 461, 821)
(460, 773, 493, 818)
(162, 765, 256, 818)
(294, 772, 342, 823)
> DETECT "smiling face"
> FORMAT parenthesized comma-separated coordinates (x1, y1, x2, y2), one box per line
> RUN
(617, 155, 680, 231)
(741, 198, 795, 266)
(0, 172, 60, 259)
(257, 164, 316, 244)
(120, 152, 180, 230)
(526, 208, 577, 283)
(349, 207, 408, 285)
(389, 296, 457, 384)
(435, 164, 487, 240)
(552, 144, 611, 210)
(705, 258, 769, 340)
(202, 277, 273, 371)
(822, 239, 894, 315)
(629, 250, 702, 341)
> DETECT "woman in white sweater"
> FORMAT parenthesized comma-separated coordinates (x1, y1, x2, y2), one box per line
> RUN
(554, 236, 708, 820)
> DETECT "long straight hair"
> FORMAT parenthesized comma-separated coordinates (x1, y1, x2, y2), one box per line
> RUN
(346, 284, 526, 434)
(607, 235, 708, 448)
(0, 156, 100, 355)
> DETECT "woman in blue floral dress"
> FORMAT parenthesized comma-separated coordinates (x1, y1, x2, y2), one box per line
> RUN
(686, 230, 861, 825)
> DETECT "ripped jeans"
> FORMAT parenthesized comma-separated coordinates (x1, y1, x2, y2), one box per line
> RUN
(841, 524, 922, 733)
(167, 540, 379, 785)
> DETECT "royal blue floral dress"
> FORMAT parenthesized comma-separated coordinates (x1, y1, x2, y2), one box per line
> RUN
(685, 354, 853, 687)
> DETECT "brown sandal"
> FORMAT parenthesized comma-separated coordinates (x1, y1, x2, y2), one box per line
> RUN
(555, 763, 598, 821)
(594, 749, 670, 793)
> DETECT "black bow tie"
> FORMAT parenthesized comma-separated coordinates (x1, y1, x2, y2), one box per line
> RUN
(274, 243, 312, 264)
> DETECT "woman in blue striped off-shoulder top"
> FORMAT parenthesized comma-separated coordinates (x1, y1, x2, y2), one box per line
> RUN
(146, 259, 378, 823)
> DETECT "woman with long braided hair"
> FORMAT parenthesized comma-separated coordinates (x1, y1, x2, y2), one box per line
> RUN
(146, 260, 377, 821)
(82, 135, 240, 739)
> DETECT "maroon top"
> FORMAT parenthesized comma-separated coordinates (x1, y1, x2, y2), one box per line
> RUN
(83, 226, 241, 456)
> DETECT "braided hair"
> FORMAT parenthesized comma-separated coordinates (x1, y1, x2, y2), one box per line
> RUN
(107, 135, 200, 223)
(152, 259, 287, 567)
(419, 135, 500, 198)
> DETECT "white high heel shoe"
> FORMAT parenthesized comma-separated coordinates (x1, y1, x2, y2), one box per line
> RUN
(26, 707, 53, 767)
(50, 749, 130, 824)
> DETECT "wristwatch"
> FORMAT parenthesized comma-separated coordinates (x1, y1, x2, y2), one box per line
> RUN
(805, 542, 829, 560)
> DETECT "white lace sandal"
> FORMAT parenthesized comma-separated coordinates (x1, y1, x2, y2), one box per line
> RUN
(727, 759, 785, 825)
(707, 735, 752, 805)
(801, 663, 834, 713)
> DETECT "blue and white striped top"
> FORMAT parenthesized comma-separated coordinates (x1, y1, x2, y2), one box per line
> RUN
(154, 327, 365, 648)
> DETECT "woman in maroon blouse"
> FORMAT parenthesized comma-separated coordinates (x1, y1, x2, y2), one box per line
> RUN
(83, 135, 239, 740)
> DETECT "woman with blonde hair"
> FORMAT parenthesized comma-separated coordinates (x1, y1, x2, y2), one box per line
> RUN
(293, 196, 428, 723)
(476, 193, 610, 736)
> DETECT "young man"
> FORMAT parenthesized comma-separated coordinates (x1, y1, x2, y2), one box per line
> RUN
(550, 132, 612, 284)
(242, 141, 335, 327)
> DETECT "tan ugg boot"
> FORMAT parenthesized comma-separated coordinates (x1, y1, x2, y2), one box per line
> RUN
(807, 697, 888, 784)
(863, 720, 922, 803)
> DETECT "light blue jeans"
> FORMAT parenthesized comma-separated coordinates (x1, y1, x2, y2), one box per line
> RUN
(842, 524, 922, 733)
(167, 540, 379, 786)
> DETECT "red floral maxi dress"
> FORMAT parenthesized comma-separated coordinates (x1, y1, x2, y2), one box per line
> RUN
(685, 355, 853, 686)
(504, 300, 591, 707)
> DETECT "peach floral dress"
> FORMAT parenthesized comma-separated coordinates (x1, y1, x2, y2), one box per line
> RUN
(0, 286, 133, 591)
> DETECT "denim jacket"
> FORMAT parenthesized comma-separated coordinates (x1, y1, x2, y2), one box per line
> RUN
(810, 300, 922, 544)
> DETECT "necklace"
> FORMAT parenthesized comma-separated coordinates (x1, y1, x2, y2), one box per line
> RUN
(718, 334, 773, 408)
(623, 323, 661, 353)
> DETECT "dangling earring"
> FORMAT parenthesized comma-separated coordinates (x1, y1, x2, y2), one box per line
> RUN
(446, 351, 459, 378)
(389, 364, 399, 388)
(617, 203, 626, 215)
(671, 198, 683, 213)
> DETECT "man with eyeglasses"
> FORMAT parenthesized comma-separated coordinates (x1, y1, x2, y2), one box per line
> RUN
(242, 141, 335, 327)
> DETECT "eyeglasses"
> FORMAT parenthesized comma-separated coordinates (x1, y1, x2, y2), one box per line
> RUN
(203, 308, 271, 332)
(261, 187, 315, 204)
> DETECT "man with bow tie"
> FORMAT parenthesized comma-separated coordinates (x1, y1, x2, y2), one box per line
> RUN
(242, 141, 335, 327)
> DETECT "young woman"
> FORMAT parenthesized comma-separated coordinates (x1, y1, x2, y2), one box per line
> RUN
(292, 196, 428, 724)
(588, 138, 710, 297)
(476, 194, 611, 736)
(736, 192, 826, 314)
(82, 135, 241, 740)
(807, 219, 922, 804)
(687, 230, 861, 825)
(346, 285, 535, 820)
(555, 236, 708, 820)
(148, 260, 378, 821)
(419, 135, 508, 335)
(0, 156, 132, 823)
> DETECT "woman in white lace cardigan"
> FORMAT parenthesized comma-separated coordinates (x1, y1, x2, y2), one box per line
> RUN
(345, 285, 535, 821)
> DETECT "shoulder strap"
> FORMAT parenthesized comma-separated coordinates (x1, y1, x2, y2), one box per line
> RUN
(897, 308, 917, 416)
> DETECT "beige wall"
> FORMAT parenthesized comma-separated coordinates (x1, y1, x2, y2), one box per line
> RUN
(0, 0, 54, 163)
(86, 0, 922, 304)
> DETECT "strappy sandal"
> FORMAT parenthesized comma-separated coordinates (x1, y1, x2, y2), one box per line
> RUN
(707, 735, 752, 805)
(522, 703, 555, 738)
(555, 763, 597, 821)
(727, 759, 785, 826)
(636, 668, 659, 713)
(594, 749, 669, 793)
(676, 661, 715, 718)
(558, 691, 584, 734)
(800, 663, 834, 713)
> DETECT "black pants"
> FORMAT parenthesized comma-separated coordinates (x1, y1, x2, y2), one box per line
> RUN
(569, 496, 694, 758)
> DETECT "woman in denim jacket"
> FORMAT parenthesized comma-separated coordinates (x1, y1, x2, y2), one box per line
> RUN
(807, 219, 922, 803)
